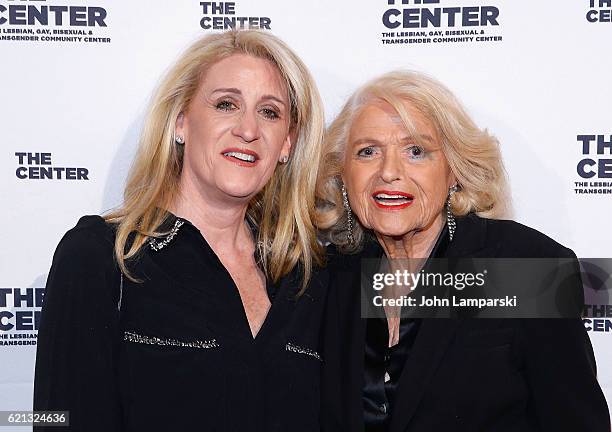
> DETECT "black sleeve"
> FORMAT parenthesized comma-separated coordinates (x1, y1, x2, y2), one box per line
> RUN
(521, 246, 610, 431)
(33, 220, 123, 431)
(521, 318, 610, 431)
(320, 271, 343, 432)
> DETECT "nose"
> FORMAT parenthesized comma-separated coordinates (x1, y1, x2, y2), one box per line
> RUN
(231, 110, 260, 143)
(380, 149, 402, 183)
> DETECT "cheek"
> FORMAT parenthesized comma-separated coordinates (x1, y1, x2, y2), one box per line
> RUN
(186, 120, 215, 150)
(183, 123, 227, 177)
(261, 122, 290, 154)
(187, 108, 235, 142)
(413, 169, 450, 213)
(344, 163, 376, 226)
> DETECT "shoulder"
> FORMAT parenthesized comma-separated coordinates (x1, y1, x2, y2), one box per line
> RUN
(323, 242, 372, 273)
(456, 213, 576, 258)
(53, 215, 116, 268)
(44, 216, 120, 310)
(485, 217, 575, 258)
(322, 244, 360, 296)
(322, 241, 382, 304)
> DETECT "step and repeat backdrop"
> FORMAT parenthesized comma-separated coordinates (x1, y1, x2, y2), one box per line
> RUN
(1, 0, 611, 428)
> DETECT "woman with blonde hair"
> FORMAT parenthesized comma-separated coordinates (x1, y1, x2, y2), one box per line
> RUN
(34, 30, 327, 431)
(318, 71, 609, 431)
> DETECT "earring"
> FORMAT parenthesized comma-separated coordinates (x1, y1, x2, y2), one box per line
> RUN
(279, 155, 289, 164)
(342, 184, 355, 245)
(446, 185, 458, 241)
(175, 135, 184, 145)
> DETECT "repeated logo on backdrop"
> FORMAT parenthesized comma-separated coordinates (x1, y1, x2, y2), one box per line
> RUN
(582, 259, 612, 334)
(199, 1, 272, 30)
(584, 313, 612, 333)
(586, 0, 612, 23)
(15, 152, 90, 180)
(0, 288, 42, 347)
(0, 0, 110, 44)
(574, 134, 612, 195)
(380, 0, 502, 46)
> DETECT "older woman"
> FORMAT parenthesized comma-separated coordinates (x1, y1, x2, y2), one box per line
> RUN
(317, 71, 610, 431)
(34, 30, 326, 431)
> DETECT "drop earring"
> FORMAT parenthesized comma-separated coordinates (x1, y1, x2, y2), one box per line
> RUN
(446, 185, 458, 241)
(342, 184, 355, 245)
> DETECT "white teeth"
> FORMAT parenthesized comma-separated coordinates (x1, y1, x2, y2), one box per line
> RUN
(376, 193, 407, 199)
(379, 200, 407, 206)
(374, 193, 412, 206)
(224, 151, 256, 163)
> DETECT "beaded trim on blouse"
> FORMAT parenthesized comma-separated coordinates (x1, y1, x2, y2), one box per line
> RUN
(148, 219, 185, 252)
(286, 342, 322, 361)
(124, 331, 219, 349)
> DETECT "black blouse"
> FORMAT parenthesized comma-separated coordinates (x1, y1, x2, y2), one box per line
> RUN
(34, 213, 328, 432)
(363, 227, 449, 431)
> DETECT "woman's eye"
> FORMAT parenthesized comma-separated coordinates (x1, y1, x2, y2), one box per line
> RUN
(260, 108, 280, 120)
(216, 100, 237, 111)
(407, 145, 425, 159)
(357, 146, 377, 158)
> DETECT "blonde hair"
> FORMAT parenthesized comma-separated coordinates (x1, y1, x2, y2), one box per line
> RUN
(106, 30, 325, 288)
(316, 70, 508, 253)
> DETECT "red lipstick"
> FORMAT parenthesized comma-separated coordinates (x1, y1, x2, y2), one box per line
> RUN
(371, 190, 414, 210)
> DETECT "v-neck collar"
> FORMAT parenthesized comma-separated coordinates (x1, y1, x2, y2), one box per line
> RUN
(161, 209, 281, 300)
(154, 209, 287, 343)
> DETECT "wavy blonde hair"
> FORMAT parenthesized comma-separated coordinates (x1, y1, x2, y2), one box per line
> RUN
(316, 70, 508, 253)
(106, 30, 325, 287)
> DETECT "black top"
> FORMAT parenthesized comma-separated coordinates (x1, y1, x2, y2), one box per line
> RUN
(363, 227, 449, 431)
(34, 214, 328, 432)
(363, 318, 422, 431)
(320, 214, 610, 432)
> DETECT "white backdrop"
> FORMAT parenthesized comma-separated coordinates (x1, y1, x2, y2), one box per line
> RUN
(1, 0, 611, 429)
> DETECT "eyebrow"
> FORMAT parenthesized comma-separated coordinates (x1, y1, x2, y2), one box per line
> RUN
(351, 134, 435, 146)
(210, 87, 287, 107)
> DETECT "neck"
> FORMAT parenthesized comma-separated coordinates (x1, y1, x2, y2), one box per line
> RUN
(376, 213, 446, 259)
(170, 171, 253, 255)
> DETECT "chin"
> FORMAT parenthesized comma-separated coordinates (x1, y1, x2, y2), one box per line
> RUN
(216, 179, 262, 199)
(371, 223, 413, 239)
(368, 213, 415, 237)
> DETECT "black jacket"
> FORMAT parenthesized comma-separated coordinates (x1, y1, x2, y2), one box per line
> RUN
(34, 214, 328, 432)
(320, 214, 610, 432)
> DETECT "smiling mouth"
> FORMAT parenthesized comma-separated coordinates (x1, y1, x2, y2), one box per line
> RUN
(372, 191, 414, 209)
(221, 149, 259, 166)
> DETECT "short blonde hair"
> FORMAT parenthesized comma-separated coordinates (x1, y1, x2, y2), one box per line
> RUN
(106, 30, 325, 288)
(316, 70, 508, 253)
